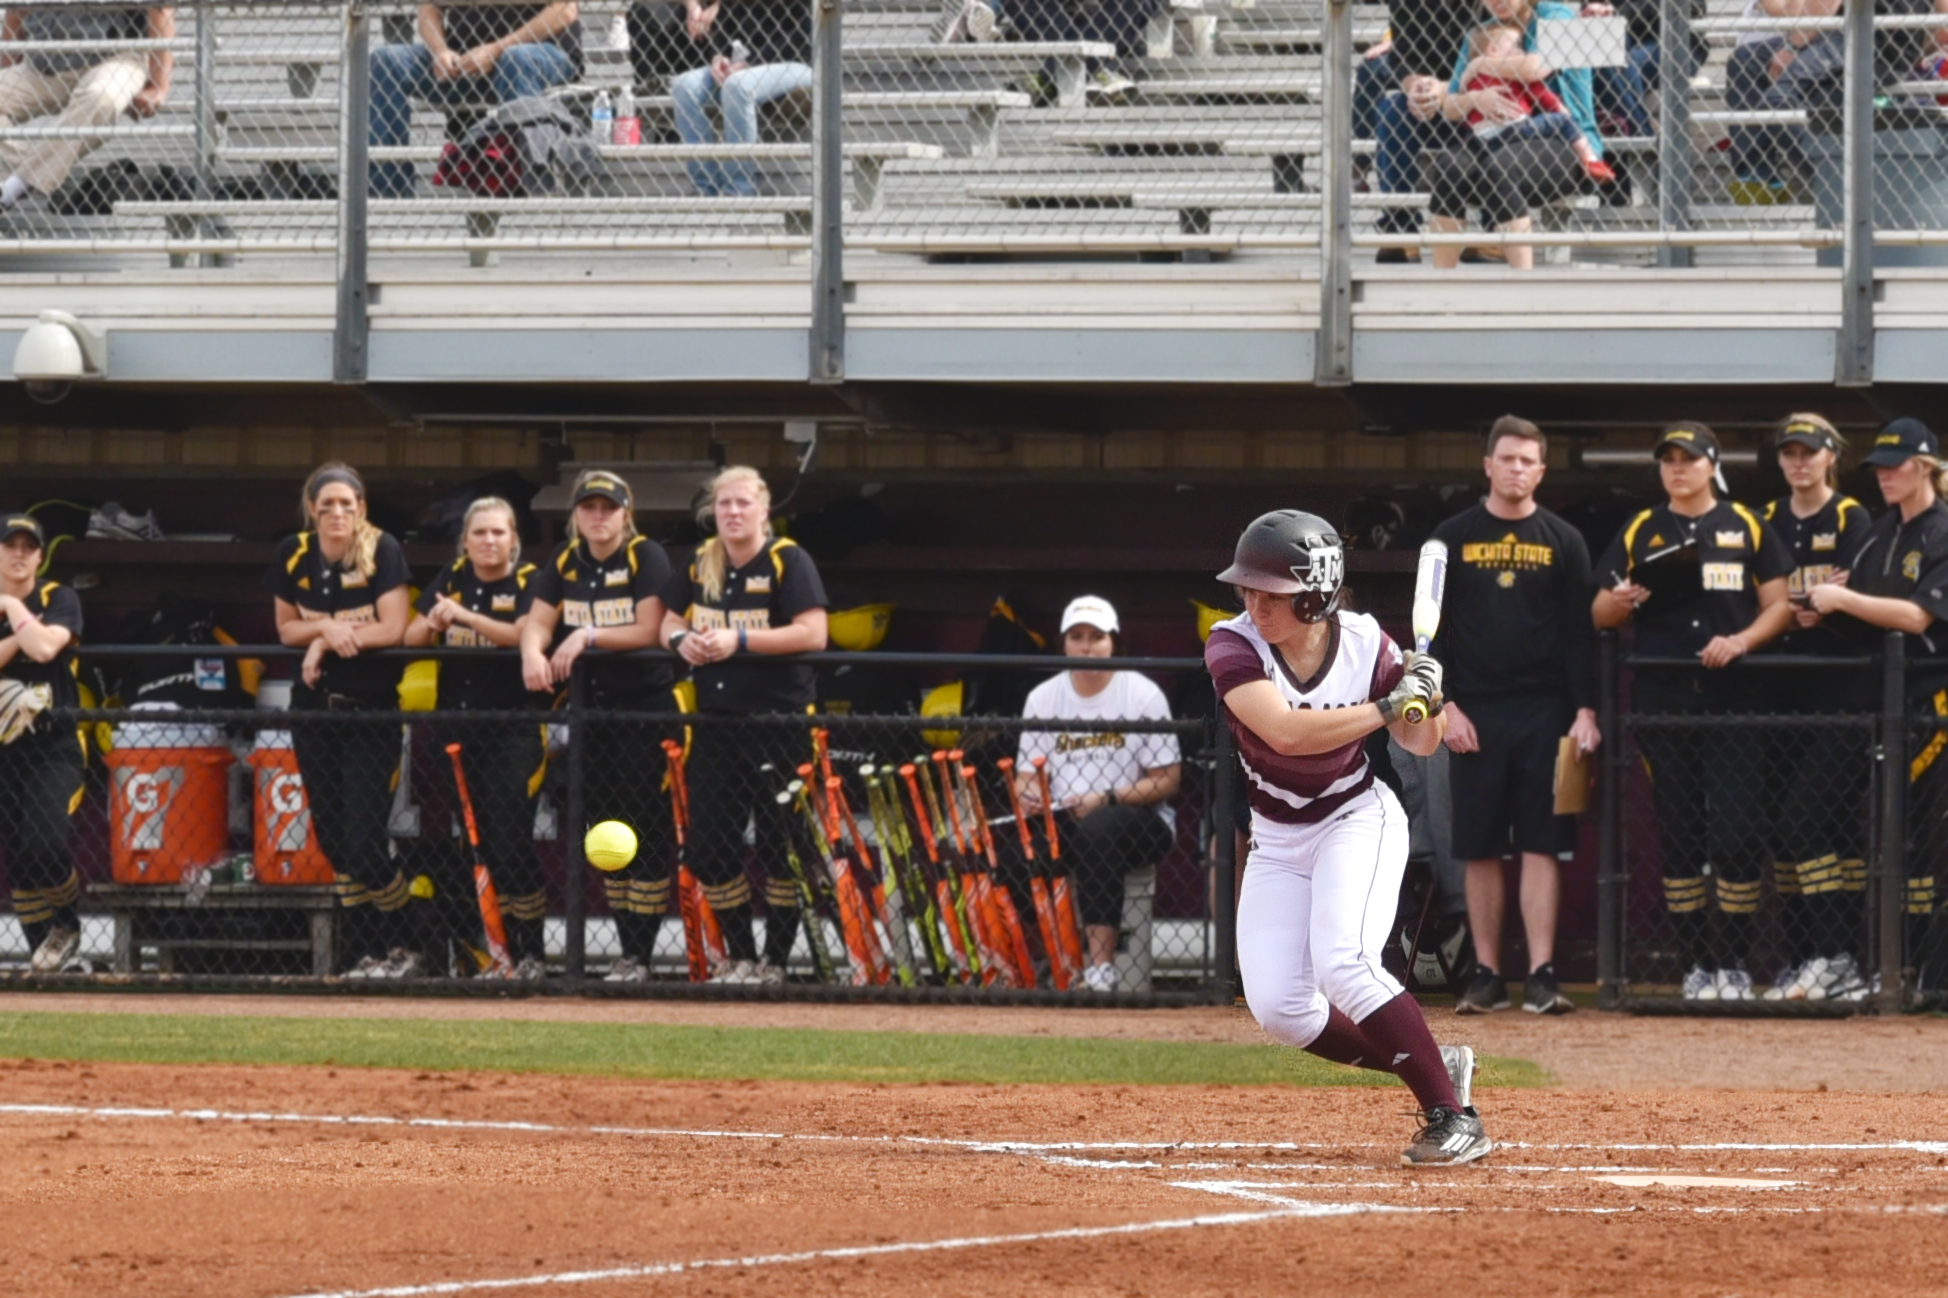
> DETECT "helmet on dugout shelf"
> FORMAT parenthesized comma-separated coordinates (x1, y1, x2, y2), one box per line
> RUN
(1217, 510, 1344, 624)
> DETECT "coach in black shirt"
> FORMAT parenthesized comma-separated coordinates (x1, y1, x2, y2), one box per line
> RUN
(1433, 416, 1597, 1016)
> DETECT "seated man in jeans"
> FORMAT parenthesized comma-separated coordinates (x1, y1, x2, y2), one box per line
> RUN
(370, 3, 583, 198)
(666, 0, 811, 196)
(0, 5, 174, 215)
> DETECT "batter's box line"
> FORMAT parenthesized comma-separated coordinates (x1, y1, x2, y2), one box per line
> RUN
(275, 1205, 1406, 1298)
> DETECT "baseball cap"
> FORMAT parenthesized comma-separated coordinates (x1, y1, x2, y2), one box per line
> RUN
(1653, 422, 1728, 493)
(2, 514, 44, 547)
(570, 473, 632, 508)
(1060, 595, 1119, 635)
(1863, 417, 1940, 467)
(1775, 414, 1842, 454)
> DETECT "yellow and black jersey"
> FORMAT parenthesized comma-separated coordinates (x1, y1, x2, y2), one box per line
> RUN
(1, 579, 82, 708)
(1428, 501, 1596, 710)
(263, 530, 410, 697)
(1763, 493, 1869, 654)
(662, 538, 828, 714)
(415, 557, 536, 709)
(1597, 501, 1794, 658)
(528, 535, 675, 708)
(1842, 499, 1948, 669)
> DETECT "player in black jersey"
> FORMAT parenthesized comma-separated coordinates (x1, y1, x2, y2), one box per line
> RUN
(521, 471, 676, 983)
(1594, 423, 1794, 1002)
(1808, 417, 1948, 1002)
(1430, 416, 1598, 1017)
(0, 514, 87, 974)
(661, 466, 829, 985)
(406, 497, 546, 978)
(1759, 415, 1873, 1002)
(266, 464, 416, 976)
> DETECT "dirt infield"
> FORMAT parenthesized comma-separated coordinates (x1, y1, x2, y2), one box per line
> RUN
(3, 998, 1945, 1297)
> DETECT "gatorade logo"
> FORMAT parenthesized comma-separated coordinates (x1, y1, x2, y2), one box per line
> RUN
(118, 767, 183, 852)
(265, 770, 313, 853)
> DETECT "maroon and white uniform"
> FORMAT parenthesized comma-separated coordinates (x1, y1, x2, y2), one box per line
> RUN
(1207, 610, 1413, 1045)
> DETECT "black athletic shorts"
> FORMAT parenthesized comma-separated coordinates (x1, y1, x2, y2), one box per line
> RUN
(1448, 693, 1573, 860)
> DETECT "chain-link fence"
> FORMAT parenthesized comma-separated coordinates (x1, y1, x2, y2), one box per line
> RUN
(1601, 634, 1948, 1014)
(4, 0, 1945, 266)
(0, 646, 1235, 1001)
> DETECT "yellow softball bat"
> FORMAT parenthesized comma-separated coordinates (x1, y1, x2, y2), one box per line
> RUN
(584, 820, 638, 872)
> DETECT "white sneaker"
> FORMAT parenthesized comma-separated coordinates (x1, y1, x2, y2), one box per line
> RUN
(29, 926, 79, 974)
(1439, 1044, 1475, 1111)
(1681, 965, 1715, 1000)
(754, 961, 785, 986)
(344, 954, 388, 978)
(1714, 966, 1754, 1001)
(511, 956, 547, 980)
(1782, 955, 1828, 1000)
(603, 956, 649, 983)
(1088, 66, 1135, 98)
(1081, 962, 1118, 993)
(376, 948, 423, 979)
(709, 958, 761, 985)
(1809, 953, 1865, 1001)
(1762, 962, 1800, 1001)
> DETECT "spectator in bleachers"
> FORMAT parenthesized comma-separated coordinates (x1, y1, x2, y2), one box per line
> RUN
(666, 0, 812, 196)
(0, 5, 174, 216)
(1593, 0, 1707, 138)
(1375, 0, 1600, 260)
(1724, 0, 1840, 205)
(369, 4, 584, 199)
(1015, 596, 1182, 994)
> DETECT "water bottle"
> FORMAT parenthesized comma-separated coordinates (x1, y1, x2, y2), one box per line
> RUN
(731, 40, 751, 66)
(607, 12, 628, 50)
(613, 86, 640, 146)
(590, 89, 614, 143)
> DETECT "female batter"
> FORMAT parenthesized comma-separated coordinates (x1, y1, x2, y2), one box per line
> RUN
(660, 466, 829, 985)
(0, 514, 85, 974)
(266, 464, 414, 976)
(1208, 510, 1489, 1167)
(521, 472, 675, 983)
(406, 496, 546, 978)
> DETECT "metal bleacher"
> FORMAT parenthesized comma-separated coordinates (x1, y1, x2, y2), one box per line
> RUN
(0, 0, 1899, 268)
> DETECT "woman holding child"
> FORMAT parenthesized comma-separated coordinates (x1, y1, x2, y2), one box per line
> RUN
(1419, 0, 1607, 269)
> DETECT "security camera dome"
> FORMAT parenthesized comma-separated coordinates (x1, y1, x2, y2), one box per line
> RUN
(23, 378, 73, 405)
(12, 309, 106, 401)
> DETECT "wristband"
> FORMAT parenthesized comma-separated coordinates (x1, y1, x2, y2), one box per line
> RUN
(584, 625, 598, 650)
(1375, 693, 1400, 724)
(670, 630, 688, 654)
(738, 628, 748, 653)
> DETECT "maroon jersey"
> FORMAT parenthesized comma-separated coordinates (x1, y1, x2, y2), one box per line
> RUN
(1206, 611, 1405, 826)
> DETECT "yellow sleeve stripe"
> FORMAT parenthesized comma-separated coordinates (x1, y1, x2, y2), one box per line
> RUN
(769, 536, 797, 581)
(285, 531, 312, 575)
(1619, 509, 1654, 573)
(1730, 502, 1765, 551)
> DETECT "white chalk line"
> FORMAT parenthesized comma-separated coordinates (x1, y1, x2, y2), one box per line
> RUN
(276, 1204, 1409, 1298)
(5, 1104, 1942, 1158)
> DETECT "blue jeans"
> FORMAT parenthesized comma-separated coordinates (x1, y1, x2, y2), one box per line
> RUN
(1354, 52, 1391, 142)
(1374, 89, 1470, 233)
(1595, 38, 1699, 138)
(671, 61, 813, 195)
(369, 41, 578, 197)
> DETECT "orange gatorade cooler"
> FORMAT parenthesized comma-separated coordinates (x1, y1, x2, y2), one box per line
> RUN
(104, 718, 234, 884)
(248, 732, 334, 885)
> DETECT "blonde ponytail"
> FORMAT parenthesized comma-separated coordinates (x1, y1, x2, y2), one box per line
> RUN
(694, 465, 773, 603)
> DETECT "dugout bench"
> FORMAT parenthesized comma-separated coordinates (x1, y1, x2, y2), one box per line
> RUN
(90, 883, 338, 977)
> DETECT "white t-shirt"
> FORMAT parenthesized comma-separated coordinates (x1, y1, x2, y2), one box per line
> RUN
(1018, 669, 1181, 831)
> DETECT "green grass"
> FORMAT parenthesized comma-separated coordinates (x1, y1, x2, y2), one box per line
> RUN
(0, 1011, 1550, 1088)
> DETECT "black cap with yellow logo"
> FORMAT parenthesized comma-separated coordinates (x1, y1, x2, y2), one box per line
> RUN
(1862, 417, 1939, 468)
(1653, 421, 1728, 494)
(1775, 414, 1842, 454)
(571, 474, 632, 508)
(2, 514, 45, 547)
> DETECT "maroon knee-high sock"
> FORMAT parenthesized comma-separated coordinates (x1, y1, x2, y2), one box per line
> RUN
(1353, 992, 1460, 1112)
(1303, 1006, 1390, 1073)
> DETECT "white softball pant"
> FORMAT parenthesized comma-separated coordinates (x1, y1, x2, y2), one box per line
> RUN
(1237, 783, 1409, 1049)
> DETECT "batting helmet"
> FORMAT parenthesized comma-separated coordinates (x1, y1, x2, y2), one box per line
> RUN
(1217, 510, 1345, 624)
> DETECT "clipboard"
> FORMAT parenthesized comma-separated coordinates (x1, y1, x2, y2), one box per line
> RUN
(1554, 736, 1590, 816)
(1628, 535, 1704, 607)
